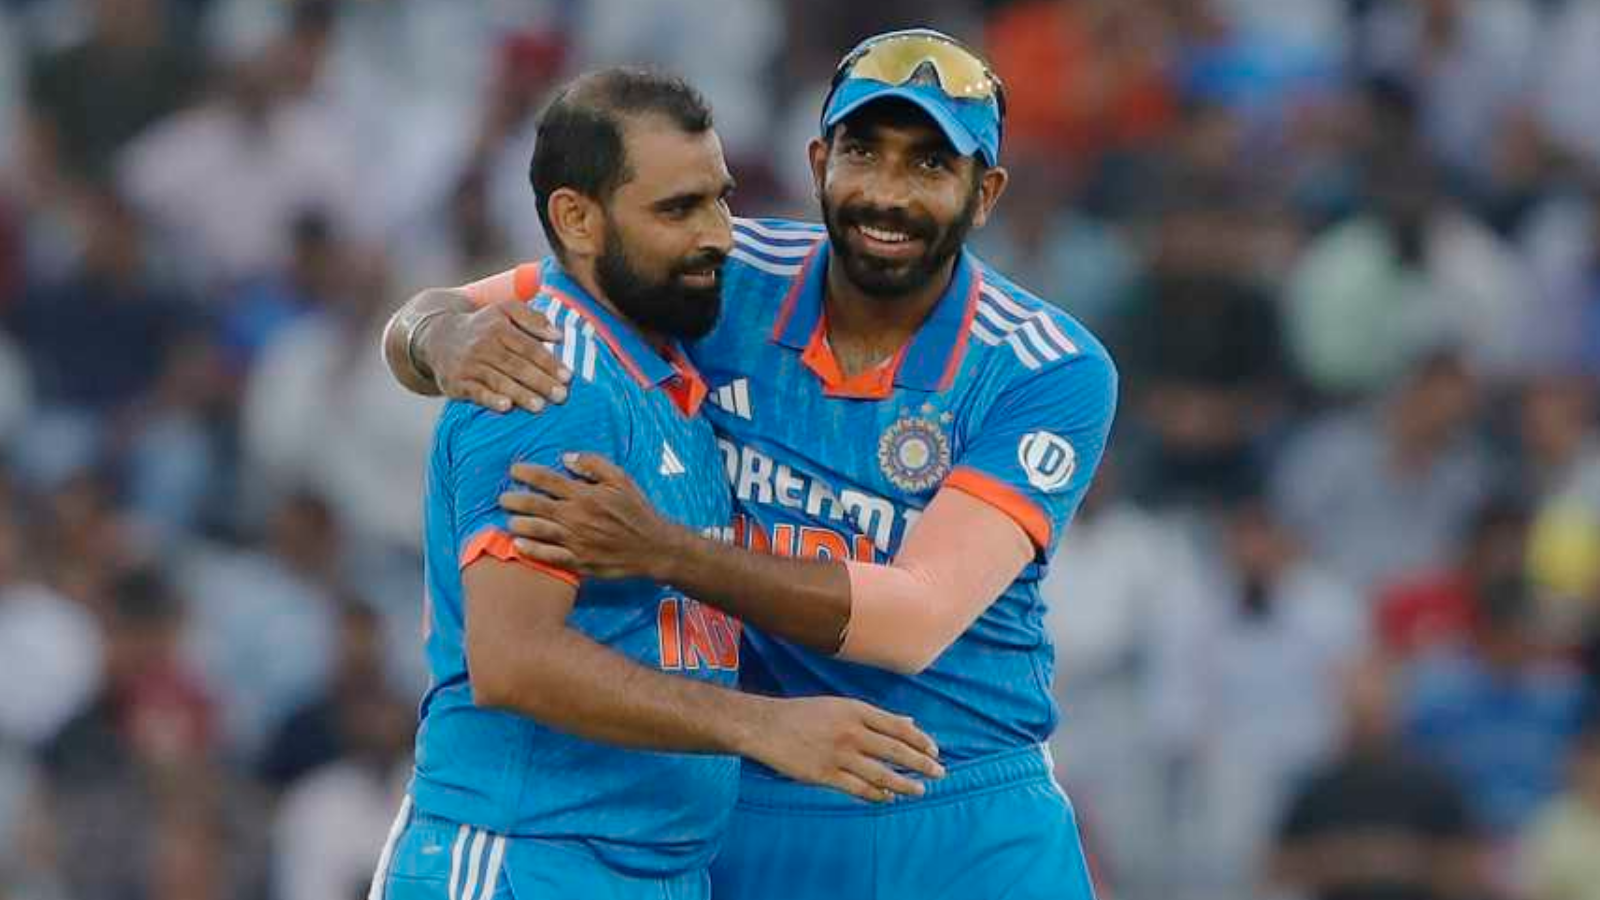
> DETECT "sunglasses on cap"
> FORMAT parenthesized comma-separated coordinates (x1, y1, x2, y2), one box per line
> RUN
(821, 29, 1006, 165)
(828, 29, 1007, 122)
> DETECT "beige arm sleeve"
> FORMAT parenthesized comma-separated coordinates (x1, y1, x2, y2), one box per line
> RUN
(840, 487, 1035, 674)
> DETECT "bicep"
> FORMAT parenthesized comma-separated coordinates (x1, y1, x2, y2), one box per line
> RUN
(839, 489, 1032, 671)
(463, 559, 576, 690)
(448, 394, 628, 561)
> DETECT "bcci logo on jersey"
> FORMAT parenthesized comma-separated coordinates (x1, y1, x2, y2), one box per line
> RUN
(1019, 431, 1075, 493)
(878, 406, 952, 493)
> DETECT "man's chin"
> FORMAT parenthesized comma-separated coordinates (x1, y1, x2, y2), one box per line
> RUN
(840, 253, 934, 298)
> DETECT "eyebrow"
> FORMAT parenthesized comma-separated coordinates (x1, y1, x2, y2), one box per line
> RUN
(839, 123, 955, 157)
(651, 177, 737, 211)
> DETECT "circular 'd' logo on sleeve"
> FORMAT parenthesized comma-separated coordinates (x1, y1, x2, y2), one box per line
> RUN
(1018, 431, 1076, 493)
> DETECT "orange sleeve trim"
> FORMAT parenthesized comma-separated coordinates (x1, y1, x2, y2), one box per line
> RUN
(460, 528, 579, 586)
(461, 269, 521, 307)
(512, 263, 543, 301)
(943, 467, 1052, 550)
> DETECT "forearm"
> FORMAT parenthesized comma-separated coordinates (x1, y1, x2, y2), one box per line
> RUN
(381, 288, 474, 395)
(479, 624, 767, 756)
(656, 526, 852, 655)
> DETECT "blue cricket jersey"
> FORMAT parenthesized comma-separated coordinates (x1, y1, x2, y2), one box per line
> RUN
(410, 259, 738, 877)
(696, 217, 1118, 764)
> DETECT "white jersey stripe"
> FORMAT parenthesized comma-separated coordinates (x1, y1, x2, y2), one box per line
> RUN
(1006, 331, 1042, 369)
(732, 233, 817, 258)
(580, 322, 597, 382)
(458, 830, 488, 900)
(978, 301, 1061, 363)
(475, 836, 507, 900)
(730, 248, 802, 276)
(365, 795, 412, 900)
(981, 285, 1079, 355)
(733, 218, 826, 241)
(560, 305, 580, 374)
(970, 320, 1005, 346)
(732, 377, 752, 419)
(446, 825, 470, 900)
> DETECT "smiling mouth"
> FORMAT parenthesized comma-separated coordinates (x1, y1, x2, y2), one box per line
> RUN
(679, 268, 719, 288)
(851, 222, 926, 257)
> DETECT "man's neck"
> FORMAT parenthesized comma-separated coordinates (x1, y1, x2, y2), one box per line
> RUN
(570, 266, 673, 356)
(823, 256, 956, 379)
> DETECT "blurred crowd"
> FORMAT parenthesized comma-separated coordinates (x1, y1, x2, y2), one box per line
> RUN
(1, 1, 1599, 899)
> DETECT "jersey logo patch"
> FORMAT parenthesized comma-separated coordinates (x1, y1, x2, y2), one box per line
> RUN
(660, 441, 686, 477)
(878, 405, 952, 493)
(1018, 431, 1075, 493)
(708, 379, 753, 419)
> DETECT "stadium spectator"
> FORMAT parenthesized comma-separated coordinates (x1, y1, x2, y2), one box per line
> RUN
(1285, 150, 1529, 396)
(117, 11, 362, 291)
(176, 490, 343, 759)
(1162, 493, 1367, 898)
(1271, 350, 1491, 594)
(269, 607, 411, 900)
(1401, 577, 1592, 843)
(1522, 716, 1600, 900)
(1375, 497, 1529, 662)
(258, 598, 391, 790)
(20, 0, 200, 201)
(1270, 656, 1488, 900)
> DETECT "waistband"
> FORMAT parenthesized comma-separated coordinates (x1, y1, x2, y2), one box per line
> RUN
(735, 743, 1063, 814)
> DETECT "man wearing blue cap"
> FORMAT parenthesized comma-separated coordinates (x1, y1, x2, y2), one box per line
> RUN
(384, 30, 1116, 899)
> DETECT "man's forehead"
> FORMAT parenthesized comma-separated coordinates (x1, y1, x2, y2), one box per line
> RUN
(617, 120, 729, 192)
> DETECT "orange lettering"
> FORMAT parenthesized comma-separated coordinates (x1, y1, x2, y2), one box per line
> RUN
(681, 602, 716, 670)
(772, 524, 796, 557)
(853, 535, 878, 563)
(798, 527, 849, 561)
(702, 607, 741, 669)
(657, 598, 682, 670)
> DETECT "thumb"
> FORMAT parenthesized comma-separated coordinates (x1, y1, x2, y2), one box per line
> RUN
(564, 452, 629, 486)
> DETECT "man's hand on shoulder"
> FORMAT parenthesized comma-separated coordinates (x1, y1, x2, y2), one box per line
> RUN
(501, 453, 686, 581)
(426, 297, 572, 414)
(383, 287, 575, 414)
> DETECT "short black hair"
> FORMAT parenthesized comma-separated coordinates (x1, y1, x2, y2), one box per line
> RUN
(529, 68, 713, 255)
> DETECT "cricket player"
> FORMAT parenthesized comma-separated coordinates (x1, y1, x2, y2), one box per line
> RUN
(369, 67, 943, 900)
(384, 33, 1116, 899)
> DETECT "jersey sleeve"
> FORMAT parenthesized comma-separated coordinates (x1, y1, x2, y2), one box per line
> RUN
(445, 379, 630, 584)
(944, 351, 1117, 555)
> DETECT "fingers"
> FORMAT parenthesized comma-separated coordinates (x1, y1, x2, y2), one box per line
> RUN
(474, 369, 545, 414)
(498, 489, 559, 518)
(460, 380, 515, 413)
(562, 453, 630, 485)
(839, 754, 926, 799)
(514, 539, 578, 570)
(501, 299, 564, 345)
(864, 710, 941, 762)
(830, 770, 894, 804)
(493, 329, 570, 405)
(858, 730, 946, 781)
(509, 464, 578, 499)
(506, 513, 565, 544)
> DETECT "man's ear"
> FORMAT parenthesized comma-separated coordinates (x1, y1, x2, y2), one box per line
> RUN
(547, 188, 604, 258)
(970, 165, 1009, 231)
(807, 137, 830, 200)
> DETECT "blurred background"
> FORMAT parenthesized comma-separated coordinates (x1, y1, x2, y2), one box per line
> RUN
(1, 0, 1599, 899)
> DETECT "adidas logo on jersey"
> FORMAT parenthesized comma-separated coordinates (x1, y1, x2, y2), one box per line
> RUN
(659, 441, 686, 477)
(708, 379, 753, 419)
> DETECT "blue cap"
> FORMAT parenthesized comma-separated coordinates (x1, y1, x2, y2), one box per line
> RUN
(821, 75, 1003, 167)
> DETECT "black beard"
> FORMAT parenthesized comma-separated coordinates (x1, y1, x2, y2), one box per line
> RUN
(821, 187, 978, 298)
(594, 229, 724, 341)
